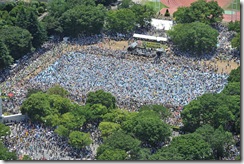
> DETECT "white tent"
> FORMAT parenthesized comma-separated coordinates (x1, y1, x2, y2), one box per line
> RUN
(133, 34, 168, 42)
(151, 18, 173, 31)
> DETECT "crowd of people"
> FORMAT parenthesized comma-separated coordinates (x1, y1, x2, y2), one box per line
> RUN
(3, 120, 99, 160)
(28, 49, 228, 111)
(0, 24, 239, 114)
(0, 21, 240, 160)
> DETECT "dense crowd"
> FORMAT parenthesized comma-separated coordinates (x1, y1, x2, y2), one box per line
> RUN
(0, 24, 239, 114)
(0, 22, 240, 161)
(3, 120, 99, 160)
(28, 50, 228, 111)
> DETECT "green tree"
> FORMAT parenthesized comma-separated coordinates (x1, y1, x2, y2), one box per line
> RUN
(227, 66, 240, 83)
(12, 5, 47, 49)
(102, 109, 130, 124)
(43, 113, 61, 127)
(20, 92, 55, 123)
(105, 9, 136, 33)
(222, 82, 240, 96)
(66, 0, 96, 8)
(0, 39, 13, 69)
(0, 123, 10, 137)
(88, 104, 108, 123)
(59, 112, 86, 131)
(97, 149, 128, 160)
(42, 15, 63, 36)
(68, 131, 92, 149)
(149, 147, 185, 160)
(130, 4, 154, 28)
(47, 0, 67, 18)
(0, 2, 17, 12)
(173, 0, 224, 24)
(228, 21, 240, 33)
(0, 26, 33, 60)
(169, 133, 213, 160)
(98, 121, 121, 138)
(60, 4, 106, 37)
(173, 7, 192, 23)
(97, 131, 141, 160)
(181, 93, 237, 132)
(137, 148, 151, 160)
(0, 141, 17, 160)
(118, 0, 134, 9)
(167, 22, 218, 55)
(12, 5, 31, 28)
(139, 104, 171, 120)
(231, 32, 240, 50)
(86, 89, 116, 109)
(195, 125, 233, 159)
(25, 11, 47, 48)
(122, 110, 171, 147)
(0, 10, 14, 26)
(48, 94, 74, 114)
(54, 125, 70, 138)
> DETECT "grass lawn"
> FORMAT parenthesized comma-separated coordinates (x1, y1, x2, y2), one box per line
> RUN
(225, 0, 240, 11)
(143, 0, 168, 13)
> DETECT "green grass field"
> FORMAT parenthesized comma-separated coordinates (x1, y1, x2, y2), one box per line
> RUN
(143, 0, 168, 13)
(226, 0, 240, 11)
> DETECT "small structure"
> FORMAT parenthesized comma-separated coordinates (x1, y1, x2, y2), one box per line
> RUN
(151, 18, 173, 31)
(133, 34, 168, 42)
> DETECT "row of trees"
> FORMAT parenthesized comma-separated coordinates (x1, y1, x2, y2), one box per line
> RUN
(167, 0, 240, 55)
(21, 86, 173, 159)
(44, 0, 154, 37)
(0, 0, 155, 69)
(0, 1, 47, 69)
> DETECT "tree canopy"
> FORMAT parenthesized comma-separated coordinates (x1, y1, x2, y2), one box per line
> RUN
(20, 91, 75, 124)
(98, 121, 121, 138)
(122, 110, 171, 147)
(181, 92, 239, 133)
(86, 89, 116, 109)
(97, 149, 128, 160)
(0, 25, 33, 60)
(0, 39, 13, 69)
(195, 124, 234, 159)
(139, 104, 171, 120)
(167, 22, 218, 55)
(105, 8, 136, 33)
(96, 131, 141, 160)
(173, 0, 224, 24)
(167, 133, 213, 160)
(59, 4, 106, 37)
(0, 142, 17, 160)
(68, 131, 92, 149)
(227, 66, 240, 83)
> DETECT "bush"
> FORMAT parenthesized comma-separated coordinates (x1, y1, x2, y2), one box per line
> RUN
(86, 89, 116, 109)
(37, 6, 45, 15)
